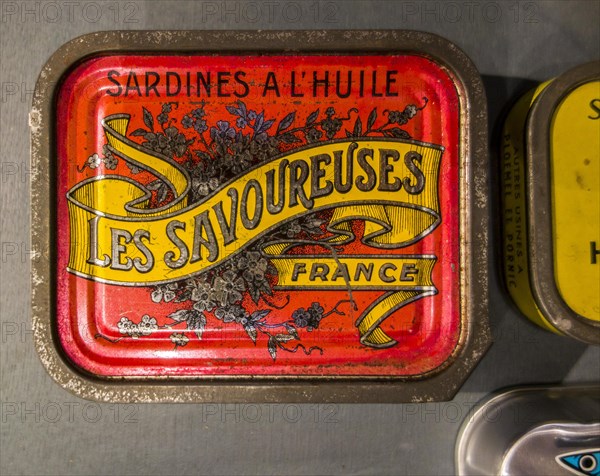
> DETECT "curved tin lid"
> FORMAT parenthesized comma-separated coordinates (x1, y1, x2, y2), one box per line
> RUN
(527, 61, 600, 344)
(31, 30, 490, 402)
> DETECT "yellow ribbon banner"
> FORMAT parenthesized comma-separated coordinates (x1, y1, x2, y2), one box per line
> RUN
(269, 255, 437, 347)
(67, 114, 444, 347)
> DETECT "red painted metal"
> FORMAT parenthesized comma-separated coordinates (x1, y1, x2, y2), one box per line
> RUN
(56, 54, 461, 377)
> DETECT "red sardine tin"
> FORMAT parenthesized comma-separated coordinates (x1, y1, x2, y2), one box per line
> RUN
(31, 31, 490, 402)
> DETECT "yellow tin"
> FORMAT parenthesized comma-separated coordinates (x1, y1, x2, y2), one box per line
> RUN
(501, 61, 600, 344)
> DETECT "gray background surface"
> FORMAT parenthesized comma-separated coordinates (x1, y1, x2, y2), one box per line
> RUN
(1, 1, 599, 475)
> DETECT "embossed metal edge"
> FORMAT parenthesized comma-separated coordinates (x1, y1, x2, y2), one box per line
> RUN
(30, 30, 490, 403)
(527, 61, 600, 344)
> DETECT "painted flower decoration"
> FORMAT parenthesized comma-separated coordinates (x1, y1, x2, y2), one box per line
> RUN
(210, 120, 236, 142)
(292, 308, 311, 329)
(137, 315, 158, 336)
(220, 150, 252, 176)
(214, 304, 249, 324)
(103, 154, 118, 170)
(286, 221, 302, 238)
(191, 281, 217, 312)
(249, 136, 279, 162)
(151, 283, 178, 303)
(321, 107, 343, 139)
(170, 333, 189, 347)
(86, 153, 102, 169)
(164, 126, 189, 157)
(213, 271, 245, 306)
(182, 107, 208, 133)
(305, 128, 323, 143)
(293, 303, 325, 331)
(236, 252, 267, 275)
(117, 317, 143, 338)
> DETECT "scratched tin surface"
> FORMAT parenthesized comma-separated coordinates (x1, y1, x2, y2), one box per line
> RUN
(31, 31, 490, 402)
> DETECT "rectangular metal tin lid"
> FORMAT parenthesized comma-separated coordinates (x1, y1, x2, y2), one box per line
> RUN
(31, 31, 490, 402)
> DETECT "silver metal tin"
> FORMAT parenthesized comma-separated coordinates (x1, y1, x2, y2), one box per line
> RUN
(456, 385, 600, 475)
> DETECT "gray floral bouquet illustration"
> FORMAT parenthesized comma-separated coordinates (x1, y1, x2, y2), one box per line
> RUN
(90, 98, 427, 359)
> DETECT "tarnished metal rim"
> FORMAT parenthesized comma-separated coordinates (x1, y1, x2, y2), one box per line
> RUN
(31, 30, 490, 403)
(526, 61, 600, 344)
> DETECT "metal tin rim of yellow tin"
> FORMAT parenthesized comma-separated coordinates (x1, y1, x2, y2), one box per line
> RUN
(30, 30, 491, 403)
(526, 61, 600, 344)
